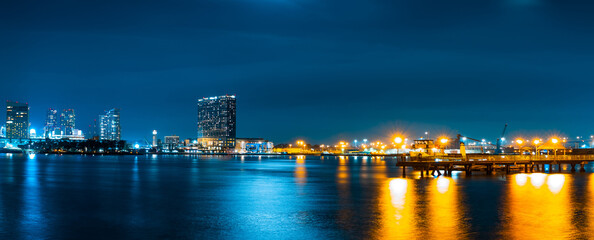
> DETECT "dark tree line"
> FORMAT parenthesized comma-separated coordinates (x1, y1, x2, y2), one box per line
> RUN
(31, 139, 127, 153)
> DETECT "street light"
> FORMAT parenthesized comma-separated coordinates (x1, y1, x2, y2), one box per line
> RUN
(437, 138, 449, 154)
(394, 137, 403, 144)
(533, 139, 540, 156)
(551, 138, 560, 158)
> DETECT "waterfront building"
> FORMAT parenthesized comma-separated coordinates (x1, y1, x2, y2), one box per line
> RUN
(99, 108, 121, 141)
(235, 138, 274, 154)
(164, 135, 180, 151)
(0, 125, 5, 138)
(196, 137, 226, 152)
(43, 108, 84, 139)
(60, 109, 76, 136)
(6, 101, 29, 139)
(197, 95, 236, 151)
(44, 108, 60, 138)
(29, 129, 37, 138)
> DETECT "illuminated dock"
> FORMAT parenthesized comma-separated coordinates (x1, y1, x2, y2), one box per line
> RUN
(397, 155, 594, 176)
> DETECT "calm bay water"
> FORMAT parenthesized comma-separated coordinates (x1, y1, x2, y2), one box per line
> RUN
(0, 153, 593, 239)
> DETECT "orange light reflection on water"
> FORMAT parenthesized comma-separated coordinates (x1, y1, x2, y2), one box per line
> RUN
(377, 177, 466, 239)
(427, 176, 466, 239)
(502, 173, 575, 239)
(589, 174, 594, 237)
(377, 178, 418, 239)
(337, 157, 349, 184)
(294, 155, 307, 186)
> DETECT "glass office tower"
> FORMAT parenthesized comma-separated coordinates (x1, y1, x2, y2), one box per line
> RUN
(197, 95, 236, 151)
(60, 109, 76, 136)
(6, 101, 29, 139)
(99, 108, 121, 141)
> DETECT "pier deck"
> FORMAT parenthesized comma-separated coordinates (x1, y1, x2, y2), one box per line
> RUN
(397, 155, 594, 176)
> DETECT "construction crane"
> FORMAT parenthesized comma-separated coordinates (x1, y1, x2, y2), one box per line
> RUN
(143, 137, 152, 147)
(494, 123, 508, 154)
(456, 134, 494, 154)
(456, 123, 508, 155)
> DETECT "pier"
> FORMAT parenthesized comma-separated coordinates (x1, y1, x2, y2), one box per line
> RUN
(397, 154, 594, 176)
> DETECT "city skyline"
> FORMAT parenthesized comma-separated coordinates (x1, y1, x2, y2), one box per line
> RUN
(3, 1, 594, 143)
(2, 97, 594, 146)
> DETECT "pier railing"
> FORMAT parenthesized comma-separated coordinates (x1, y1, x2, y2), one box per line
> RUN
(407, 154, 594, 162)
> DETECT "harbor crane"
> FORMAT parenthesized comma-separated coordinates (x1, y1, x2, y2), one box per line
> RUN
(494, 123, 508, 154)
(457, 123, 508, 156)
(456, 134, 494, 154)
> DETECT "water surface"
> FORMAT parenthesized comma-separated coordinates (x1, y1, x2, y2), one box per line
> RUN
(0, 154, 592, 239)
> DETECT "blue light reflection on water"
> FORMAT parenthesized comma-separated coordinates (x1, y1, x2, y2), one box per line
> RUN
(21, 154, 46, 239)
(0, 154, 593, 239)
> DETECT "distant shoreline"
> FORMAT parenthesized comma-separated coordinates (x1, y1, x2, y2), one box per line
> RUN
(1, 151, 405, 157)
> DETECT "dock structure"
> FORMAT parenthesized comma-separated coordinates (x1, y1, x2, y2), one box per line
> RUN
(396, 155, 594, 176)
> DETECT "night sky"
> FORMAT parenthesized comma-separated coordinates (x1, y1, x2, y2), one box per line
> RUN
(2, 0, 594, 144)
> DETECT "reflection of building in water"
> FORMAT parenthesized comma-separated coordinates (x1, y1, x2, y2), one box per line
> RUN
(503, 173, 575, 239)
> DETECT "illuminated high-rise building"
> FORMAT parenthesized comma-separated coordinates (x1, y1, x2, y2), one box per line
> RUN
(99, 108, 121, 141)
(164, 135, 180, 150)
(0, 125, 5, 138)
(60, 109, 76, 136)
(44, 108, 60, 138)
(152, 130, 158, 147)
(6, 101, 29, 139)
(197, 95, 236, 150)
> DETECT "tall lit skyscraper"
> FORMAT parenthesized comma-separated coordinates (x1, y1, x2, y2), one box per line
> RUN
(6, 101, 29, 139)
(197, 95, 236, 150)
(44, 108, 59, 138)
(152, 130, 158, 147)
(99, 108, 121, 141)
(60, 109, 76, 136)
(0, 125, 5, 138)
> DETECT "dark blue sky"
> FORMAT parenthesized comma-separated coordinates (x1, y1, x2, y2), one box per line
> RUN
(2, 0, 594, 144)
